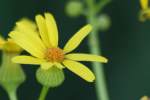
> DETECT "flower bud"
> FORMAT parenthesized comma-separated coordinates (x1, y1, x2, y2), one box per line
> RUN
(0, 37, 25, 99)
(36, 66, 65, 88)
(0, 52, 26, 94)
(65, 1, 83, 17)
(96, 14, 111, 31)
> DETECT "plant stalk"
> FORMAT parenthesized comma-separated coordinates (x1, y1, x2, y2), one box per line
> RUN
(38, 86, 49, 100)
(88, 28, 109, 100)
(86, 0, 110, 100)
(8, 89, 17, 100)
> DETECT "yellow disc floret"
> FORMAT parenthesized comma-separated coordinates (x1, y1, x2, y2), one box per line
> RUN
(45, 48, 64, 62)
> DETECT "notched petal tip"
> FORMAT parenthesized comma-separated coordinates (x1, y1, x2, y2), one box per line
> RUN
(87, 76, 95, 82)
(63, 60, 95, 82)
(36, 14, 43, 18)
(86, 24, 93, 31)
(63, 24, 93, 53)
(44, 12, 58, 47)
(65, 53, 108, 63)
(44, 12, 54, 17)
(103, 57, 108, 63)
(9, 31, 15, 36)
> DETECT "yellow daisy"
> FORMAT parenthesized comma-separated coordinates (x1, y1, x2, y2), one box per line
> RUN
(140, 0, 148, 10)
(140, 0, 150, 21)
(0, 35, 5, 49)
(140, 96, 149, 100)
(9, 12, 108, 82)
(0, 35, 22, 53)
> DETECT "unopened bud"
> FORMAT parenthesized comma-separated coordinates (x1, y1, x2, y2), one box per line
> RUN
(65, 1, 83, 17)
(96, 14, 111, 31)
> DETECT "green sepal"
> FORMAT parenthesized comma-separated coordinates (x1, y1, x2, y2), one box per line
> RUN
(0, 52, 26, 93)
(36, 66, 65, 88)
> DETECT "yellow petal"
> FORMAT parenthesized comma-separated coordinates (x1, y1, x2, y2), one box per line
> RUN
(41, 62, 54, 70)
(14, 18, 37, 32)
(15, 20, 46, 50)
(0, 35, 5, 49)
(54, 62, 65, 69)
(9, 31, 45, 58)
(63, 60, 95, 82)
(45, 13, 58, 47)
(63, 24, 92, 53)
(35, 15, 51, 47)
(140, 96, 149, 100)
(65, 53, 108, 63)
(12, 56, 45, 64)
(140, 0, 148, 10)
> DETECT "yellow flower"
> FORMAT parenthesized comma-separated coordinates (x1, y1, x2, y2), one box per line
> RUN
(139, 0, 150, 21)
(140, 0, 148, 10)
(140, 96, 149, 100)
(0, 35, 22, 53)
(0, 35, 6, 49)
(9, 12, 108, 82)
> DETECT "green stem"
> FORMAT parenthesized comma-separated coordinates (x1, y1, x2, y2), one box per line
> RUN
(1, 52, 21, 100)
(38, 86, 49, 100)
(85, 0, 94, 9)
(95, 0, 111, 13)
(7, 89, 17, 100)
(88, 29, 109, 100)
(85, 0, 110, 100)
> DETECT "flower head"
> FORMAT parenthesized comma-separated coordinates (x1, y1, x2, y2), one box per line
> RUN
(140, 96, 150, 100)
(140, 0, 148, 10)
(0, 35, 22, 53)
(0, 36, 5, 49)
(139, 0, 150, 21)
(9, 12, 108, 82)
(0, 35, 25, 98)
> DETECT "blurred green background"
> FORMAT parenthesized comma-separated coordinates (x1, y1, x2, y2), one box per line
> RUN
(0, 0, 150, 100)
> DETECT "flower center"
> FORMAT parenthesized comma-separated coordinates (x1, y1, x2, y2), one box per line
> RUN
(45, 47, 64, 62)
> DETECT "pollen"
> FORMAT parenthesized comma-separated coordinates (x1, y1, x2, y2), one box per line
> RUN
(45, 47, 65, 62)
